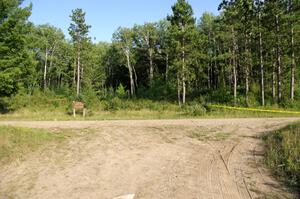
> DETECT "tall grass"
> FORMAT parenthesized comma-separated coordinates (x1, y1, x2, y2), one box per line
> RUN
(0, 90, 299, 120)
(264, 123, 300, 188)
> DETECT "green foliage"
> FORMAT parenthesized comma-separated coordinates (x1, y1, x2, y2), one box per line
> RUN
(183, 102, 207, 116)
(0, 0, 300, 116)
(80, 87, 101, 109)
(7, 89, 69, 111)
(264, 123, 300, 188)
(101, 97, 180, 112)
(68, 8, 91, 45)
(116, 84, 127, 98)
(137, 79, 176, 100)
(0, 0, 37, 97)
(102, 97, 123, 111)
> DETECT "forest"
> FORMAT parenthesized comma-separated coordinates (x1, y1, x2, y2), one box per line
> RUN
(1, 1, 300, 196)
(1, 0, 300, 113)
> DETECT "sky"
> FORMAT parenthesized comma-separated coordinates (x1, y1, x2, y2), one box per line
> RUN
(22, 0, 221, 43)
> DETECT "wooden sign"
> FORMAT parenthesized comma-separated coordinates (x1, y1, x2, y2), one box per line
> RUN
(72, 101, 86, 117)
(72, 101, 84, 109)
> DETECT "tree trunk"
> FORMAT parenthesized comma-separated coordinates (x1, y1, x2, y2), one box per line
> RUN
(126, 52, 135, 97)
(213, 38, 217, 90)
(259, 12, 265, 106)
(233, 60, 237, 105)
(177, 74, 181, 106)
(290, 22, 295, 100)
(181, 25, 186, 105)
(208, 31, 211, 90)
(208, 63, 211, 90)
(245, 38, 250, 105)
(48, 45, 56, 89)
(276, 15, 282, 103)
(133, 64, 138, 89)
(165, 53, 169, 81)
(272, 48, 276, 100)
(76, 47, 80, 98)
(149, 49, 154, 85)
(272, 68, 276, 100)
(73, 55, 76, 87)
(232, 27, 237, 105)
(182, 43, 186, 105)
(81, 64, 84, 86)
(43, 47, 48, 90)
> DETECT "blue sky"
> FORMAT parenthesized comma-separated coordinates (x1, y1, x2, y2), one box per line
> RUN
(22, 0, 221, 42)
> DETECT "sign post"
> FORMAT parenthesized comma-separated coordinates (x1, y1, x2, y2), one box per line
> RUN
(72, 101, 86, 118)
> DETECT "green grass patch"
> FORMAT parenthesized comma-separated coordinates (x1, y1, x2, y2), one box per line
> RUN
(214, 132, 231, 141)
(0, 126, 68, 163)
(263, 123, 300, 189)
(190, 131, 231, 141)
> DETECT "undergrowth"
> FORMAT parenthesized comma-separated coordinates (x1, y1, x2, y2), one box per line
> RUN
(263, 123, 300, 189)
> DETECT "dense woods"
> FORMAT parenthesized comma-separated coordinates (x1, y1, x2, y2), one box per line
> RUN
(0, 0, 299, 110)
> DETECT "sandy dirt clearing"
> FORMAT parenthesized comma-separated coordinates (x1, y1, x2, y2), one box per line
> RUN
(0, 118, 299, 199)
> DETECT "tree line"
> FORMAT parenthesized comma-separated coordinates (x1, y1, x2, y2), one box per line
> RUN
(1, 0, 299, 107)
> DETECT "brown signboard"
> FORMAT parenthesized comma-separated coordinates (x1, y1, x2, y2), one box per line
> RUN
(72, 101, 84, 110)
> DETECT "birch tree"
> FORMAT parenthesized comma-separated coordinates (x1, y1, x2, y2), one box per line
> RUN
(113, 27, 136, 97)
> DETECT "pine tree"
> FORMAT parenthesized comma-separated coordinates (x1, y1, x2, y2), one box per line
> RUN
(167, 0, 196, 105)
(0, 0, 37, 97)
(68, 8, 91, 98)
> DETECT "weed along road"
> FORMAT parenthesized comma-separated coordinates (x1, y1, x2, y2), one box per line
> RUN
(0, 118, 299, 199)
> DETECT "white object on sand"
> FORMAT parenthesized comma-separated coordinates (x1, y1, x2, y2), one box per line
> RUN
(112, 194, 135, 199)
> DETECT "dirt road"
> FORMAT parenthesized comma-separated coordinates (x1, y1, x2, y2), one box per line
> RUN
(0, 118, 299, 199)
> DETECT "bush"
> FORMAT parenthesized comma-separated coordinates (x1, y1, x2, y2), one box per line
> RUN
(81, 88, 101, 109)
(183, 102, 207, 116)
(8, 91, 31, 110)
(102, 97, 124, 111)
(137, 79, 176, 100)
(6, 89, 70, 112)
(116, 84, 127, 98)
(209, 88, 233, 104)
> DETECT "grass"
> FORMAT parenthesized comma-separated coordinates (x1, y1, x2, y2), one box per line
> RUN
(190, 131, 231, 141)
(0, 126, 71, 163)
(263, 123, 300, 189)
(1, 91, 300, 120)
(0, 103, 299, 121)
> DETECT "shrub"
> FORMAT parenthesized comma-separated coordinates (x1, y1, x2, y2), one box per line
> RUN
(183, 102, 207, 116)
(116, 84, 127, 98)
(137, 79, 176, 100)
(102, 97, 123, 111)
(81, 88, 101, 109)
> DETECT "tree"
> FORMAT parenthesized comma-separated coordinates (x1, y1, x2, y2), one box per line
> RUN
(157, 20, 172, 81)
(198, 12, 216, 91)
(167, 0, 196, 105)
(113, 27, 137, 97)
(68, 8, 91, 98)
(287, 0, 299, 100)
(0, 0, 37, 97)
(255, 0, 265, 106)
(83, 42, 109, 92)
(34, 24, 65, 89)
(134, 23, 159, 86)
(264, 0, 284, 103)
